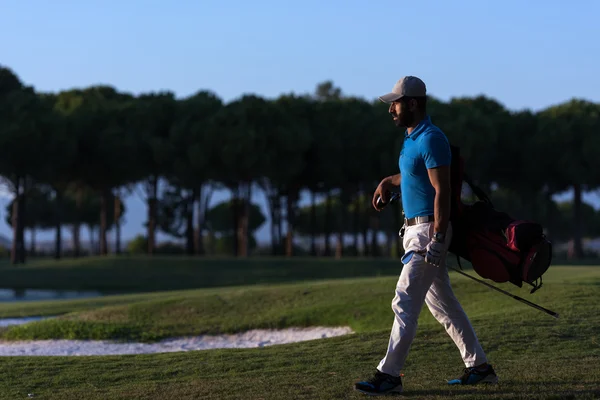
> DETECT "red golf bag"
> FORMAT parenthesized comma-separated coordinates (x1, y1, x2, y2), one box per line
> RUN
(448, 145, 553, 293)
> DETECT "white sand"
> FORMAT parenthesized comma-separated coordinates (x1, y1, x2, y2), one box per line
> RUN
(0, 317, 353, 356)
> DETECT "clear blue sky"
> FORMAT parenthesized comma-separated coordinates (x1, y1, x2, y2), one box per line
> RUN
(1, 0, 599, 245)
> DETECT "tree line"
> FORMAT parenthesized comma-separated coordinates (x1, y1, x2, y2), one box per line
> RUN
(1, 65, 599, 264)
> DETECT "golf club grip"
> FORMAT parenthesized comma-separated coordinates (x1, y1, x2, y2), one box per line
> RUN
(377, 192, 400, 208)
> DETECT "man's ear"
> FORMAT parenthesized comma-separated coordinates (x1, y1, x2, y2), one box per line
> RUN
(410, 98, 418, 111)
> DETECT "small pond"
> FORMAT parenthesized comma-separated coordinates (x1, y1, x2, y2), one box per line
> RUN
(0, 288, 103, 302)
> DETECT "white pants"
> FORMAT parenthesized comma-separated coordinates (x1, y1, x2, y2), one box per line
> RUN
(377, 221, 488, 376)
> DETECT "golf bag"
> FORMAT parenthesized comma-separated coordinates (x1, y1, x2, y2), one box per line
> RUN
(448, 145, 553, 293)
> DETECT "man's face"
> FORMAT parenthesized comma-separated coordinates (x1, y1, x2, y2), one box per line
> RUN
(388, 98, 416, 127)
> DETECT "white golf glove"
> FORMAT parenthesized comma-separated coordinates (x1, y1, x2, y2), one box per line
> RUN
(425, 239, 446, 267)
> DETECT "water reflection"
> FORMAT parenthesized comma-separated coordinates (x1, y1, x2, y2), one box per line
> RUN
(0, 316, 51, 327)
(0, 289, 102, 302)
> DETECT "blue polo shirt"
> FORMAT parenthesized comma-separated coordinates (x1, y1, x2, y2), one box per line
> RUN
(399, 116, 451, 219)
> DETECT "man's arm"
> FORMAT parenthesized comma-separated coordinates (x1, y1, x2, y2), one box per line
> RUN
(427, 165, 451, 236)
(373, 173, 401, 210)
(383, 173, 401, 186)
(420, 132, 452, 237)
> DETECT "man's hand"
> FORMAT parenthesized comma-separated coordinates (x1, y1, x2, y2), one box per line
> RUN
(425, 238, 446, 267)
(372, 174, 400, 211)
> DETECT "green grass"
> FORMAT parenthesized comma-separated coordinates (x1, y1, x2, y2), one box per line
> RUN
(0, 255, 405, 292)
(0, 265, 598, 399)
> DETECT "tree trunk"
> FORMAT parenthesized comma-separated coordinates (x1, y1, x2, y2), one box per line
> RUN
(195, 183, 212, 256)
(335, 197, 345, 259)
(114, 192, 121, 255)
(269, 192, 279, 256)
(99, 189, 109, 255)
(353, 195, 361, 257)
(147, 176, 159, 255)
(11, 197, 18, 264)
(55, 223, 62, 260)
(236, 183, 252, 257)
(310, 190, 317, 256)
(260, 180, 280, 256)
(246, 184, 252, 256)
(73, 187, 83, 258)
(544, 190, 553, 242)
(270, 203, 278, 256)
(185, 189, 196, 255)
(286, 190, 297, 257)
(277, 195, 284, 254)
(236, 192, 245, 257)
(54, 190, 63, 260)
(335, 231, 343, 259)
(231, 185, 240, 257)
(361, 227, 369, 257)
(72, 225, 80, 258)
(18, 189, 26, 263)
(324, 191, 332, 256)
(237, 183, 251, 257)
(572, 183, 584, 259)
(10, 177, 20, 264)
(11, 177, 26, 264)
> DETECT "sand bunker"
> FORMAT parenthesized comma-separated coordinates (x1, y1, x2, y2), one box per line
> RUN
(0, 317, 353, 356)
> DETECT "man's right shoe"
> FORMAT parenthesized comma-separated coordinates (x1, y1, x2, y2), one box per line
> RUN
(355, 370, 403, 396)
(447, 364, 499, 385)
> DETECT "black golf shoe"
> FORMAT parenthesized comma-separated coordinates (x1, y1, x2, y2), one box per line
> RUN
(355, 370, 403, 395)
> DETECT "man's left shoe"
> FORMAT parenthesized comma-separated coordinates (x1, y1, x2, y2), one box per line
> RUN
(447, 364, 499, 385)
(355, 370, 403, 395)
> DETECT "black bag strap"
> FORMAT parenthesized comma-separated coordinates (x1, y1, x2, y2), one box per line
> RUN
(456, 254, 463, 270)
(463, 173, 494, 208)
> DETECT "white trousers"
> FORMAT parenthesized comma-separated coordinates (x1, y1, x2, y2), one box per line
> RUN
(377, 221, 488, 376)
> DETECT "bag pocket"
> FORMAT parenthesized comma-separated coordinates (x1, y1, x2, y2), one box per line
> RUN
(467, 230, 520, 284)
(505, 221, 543, 252)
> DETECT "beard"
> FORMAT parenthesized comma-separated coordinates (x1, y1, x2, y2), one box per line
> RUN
(392, 111, 415, 127)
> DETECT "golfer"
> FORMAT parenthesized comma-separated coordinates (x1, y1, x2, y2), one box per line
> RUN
(355, 76, 498, 395)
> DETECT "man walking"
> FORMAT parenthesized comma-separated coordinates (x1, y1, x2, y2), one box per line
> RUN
(354, 76, 498, 395)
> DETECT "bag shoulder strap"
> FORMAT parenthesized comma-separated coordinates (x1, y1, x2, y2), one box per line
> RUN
(463, 172, 494, 208)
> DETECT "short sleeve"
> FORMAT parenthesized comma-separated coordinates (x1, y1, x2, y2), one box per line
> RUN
(420, 132, 451, 169)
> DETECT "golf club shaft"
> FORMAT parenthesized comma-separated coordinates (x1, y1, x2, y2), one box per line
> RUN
(448, 266, 559, 319)
(414, 250, 559, 319)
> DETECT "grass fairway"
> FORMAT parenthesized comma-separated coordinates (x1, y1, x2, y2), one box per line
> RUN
(0, 265, 599, 399)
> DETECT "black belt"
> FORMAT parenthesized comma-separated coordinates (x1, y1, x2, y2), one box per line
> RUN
(404, 215, 434, 226)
